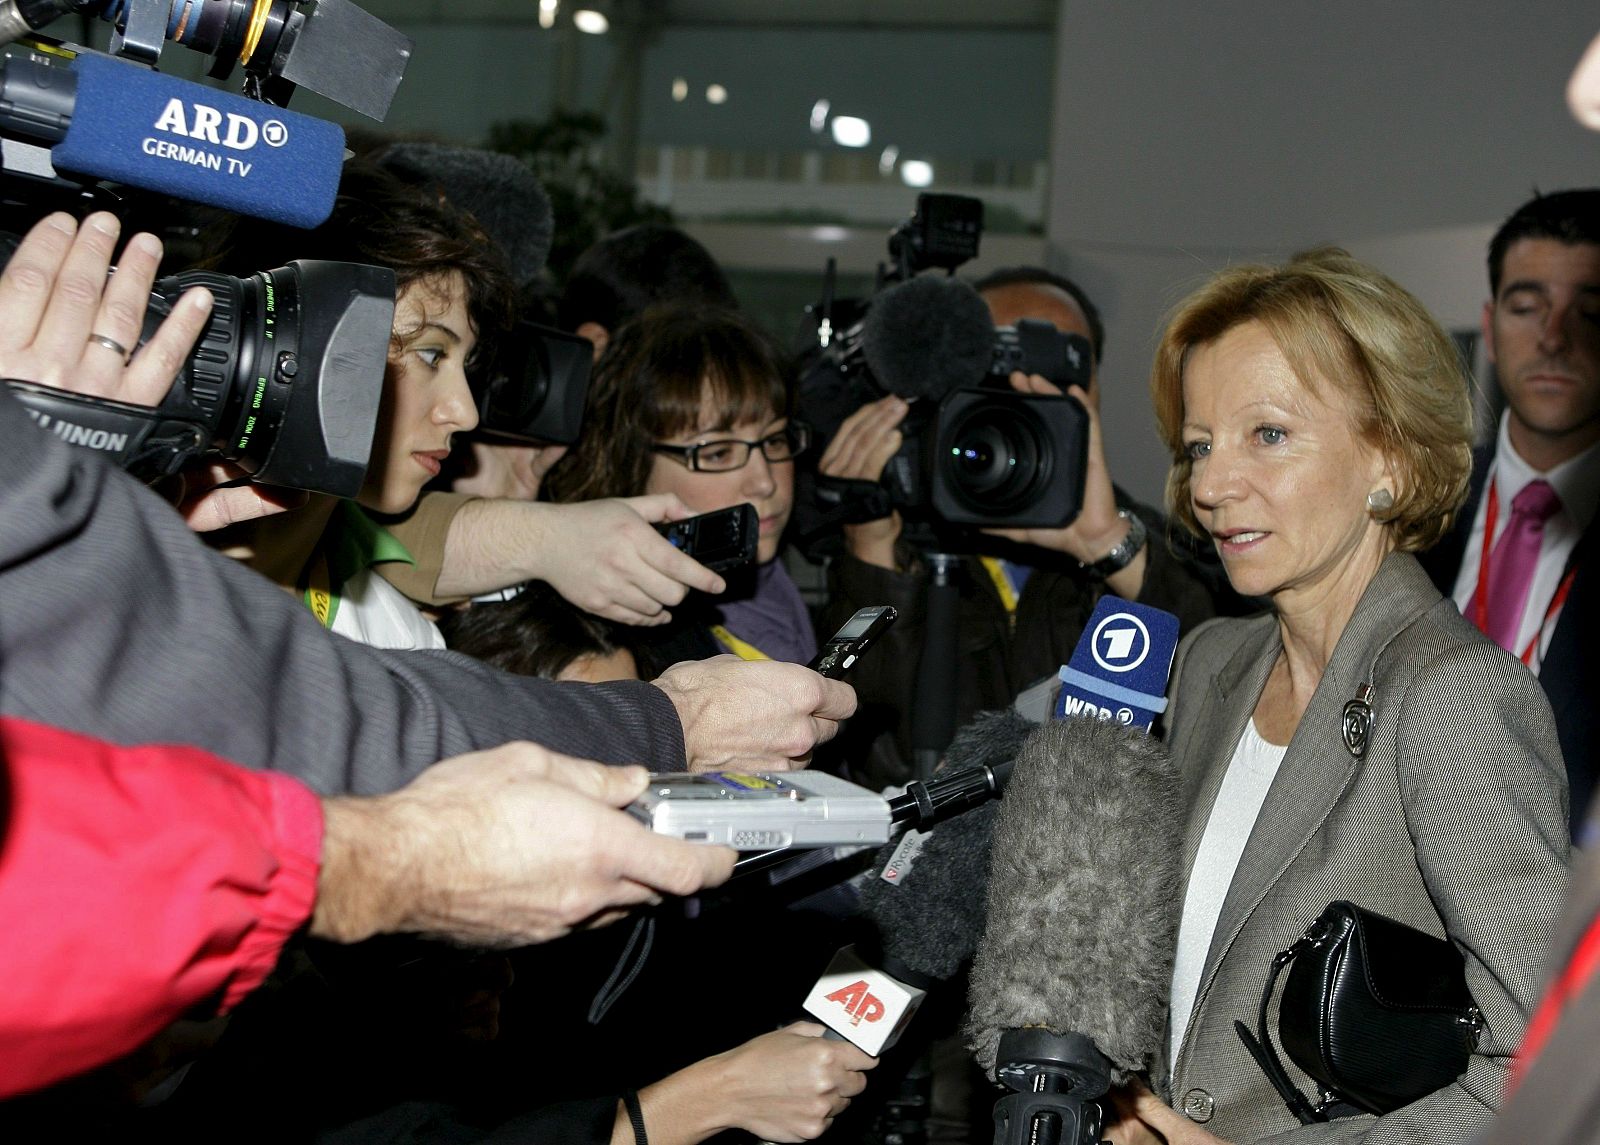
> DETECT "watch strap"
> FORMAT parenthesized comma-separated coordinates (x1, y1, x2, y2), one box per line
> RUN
(1082, 509, 1148, 579)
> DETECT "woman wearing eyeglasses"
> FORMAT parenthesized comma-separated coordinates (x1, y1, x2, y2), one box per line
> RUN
(544, 303, 816, 676)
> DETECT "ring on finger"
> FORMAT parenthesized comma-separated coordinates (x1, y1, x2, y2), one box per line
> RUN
(87, 332, 132, 362)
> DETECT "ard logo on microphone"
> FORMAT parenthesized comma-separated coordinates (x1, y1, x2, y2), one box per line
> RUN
(146, 99, 288, 179)
(824, 980, 886, 1026)
(1090, 612, 1151, 673)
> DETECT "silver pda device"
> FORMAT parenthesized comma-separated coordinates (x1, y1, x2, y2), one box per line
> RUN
(628, 770, 892, 850)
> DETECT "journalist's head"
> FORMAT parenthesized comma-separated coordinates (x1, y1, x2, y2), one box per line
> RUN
(546, 304, 803, 566)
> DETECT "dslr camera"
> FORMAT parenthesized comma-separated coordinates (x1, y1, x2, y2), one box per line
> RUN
(0, 0, 450, 497)
(795, 193, 1091, 555)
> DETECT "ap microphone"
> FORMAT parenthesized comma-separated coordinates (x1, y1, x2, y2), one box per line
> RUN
(965, 715, 1185, 1145)
(860, 274, 994, 401)
(0, 51, 345, 228)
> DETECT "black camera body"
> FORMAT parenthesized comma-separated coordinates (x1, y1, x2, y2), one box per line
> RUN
(473, 317, 593, 446)
(795, 193, 1092, 553)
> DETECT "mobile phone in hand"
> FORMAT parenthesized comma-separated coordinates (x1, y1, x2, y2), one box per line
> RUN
(654, 503, 759, 573)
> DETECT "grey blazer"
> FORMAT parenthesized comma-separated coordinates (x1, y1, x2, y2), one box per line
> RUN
(1161, 553, 1569, 1144)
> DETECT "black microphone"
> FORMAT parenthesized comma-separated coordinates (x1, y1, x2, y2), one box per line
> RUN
(965, 715, 1184, 1145)
(860, 274, 994, 401)
(799, 709, 1034, 1056)
(857, 708, 1036, 984)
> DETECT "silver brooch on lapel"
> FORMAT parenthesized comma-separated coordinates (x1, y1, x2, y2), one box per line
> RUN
(1341, 683, 1375, 758)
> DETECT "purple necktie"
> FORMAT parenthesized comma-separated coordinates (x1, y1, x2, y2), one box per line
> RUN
(1482, 479, 1562, 653)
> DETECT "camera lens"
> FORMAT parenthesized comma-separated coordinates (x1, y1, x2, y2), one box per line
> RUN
(940, 401, 1052, 517)
(150, 260, 395, 497)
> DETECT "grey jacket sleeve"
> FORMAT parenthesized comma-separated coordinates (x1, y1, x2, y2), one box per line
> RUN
(0, 388, 685, 795)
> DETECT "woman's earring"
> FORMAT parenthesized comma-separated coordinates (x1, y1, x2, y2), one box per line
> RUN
(1366, 488, 1394, 513)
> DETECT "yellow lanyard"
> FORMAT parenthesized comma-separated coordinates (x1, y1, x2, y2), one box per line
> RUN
(710, 624, 771, 661)
(302, 549, 336, 628)
(979, 556, 1020, 614)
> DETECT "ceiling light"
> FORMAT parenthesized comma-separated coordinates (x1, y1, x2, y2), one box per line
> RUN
(830, 115, 870, 148)
(538, 0, 558, 30)
(706, 83, 728, 105)
(878, 145, 899, 175)
(809, 99, 830, 133)
(573, 8, 609, 34)
(900, 160, 934, 187)
(671, 77, 688, 101)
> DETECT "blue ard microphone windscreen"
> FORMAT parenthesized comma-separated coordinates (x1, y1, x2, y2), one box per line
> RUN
(53, 53, 344, 229)
(1054, 595, 1180, 732)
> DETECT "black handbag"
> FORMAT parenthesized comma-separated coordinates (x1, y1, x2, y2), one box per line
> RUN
(1234, 901, 1484, 1123)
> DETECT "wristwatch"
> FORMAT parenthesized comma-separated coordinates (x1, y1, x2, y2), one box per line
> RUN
(1081, 509, 1147, 579)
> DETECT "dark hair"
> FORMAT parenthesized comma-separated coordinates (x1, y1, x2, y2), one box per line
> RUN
(556, 224, 736, 333)
(971, 265, 1105, 363)
(204, 160, 516, 355)
(544, 304, 791, 504)
(1488, 189, 1600, 296)
(439, 583, 632, 679)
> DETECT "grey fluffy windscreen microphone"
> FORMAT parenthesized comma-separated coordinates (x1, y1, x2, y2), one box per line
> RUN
(858, 708, 1037, 983)
(965, 715, 1185, 1083)
(860, 274, 995, 401)
(377, 142, 555, 288)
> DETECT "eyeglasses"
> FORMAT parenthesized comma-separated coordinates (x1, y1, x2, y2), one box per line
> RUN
(651, 422, 811, 473)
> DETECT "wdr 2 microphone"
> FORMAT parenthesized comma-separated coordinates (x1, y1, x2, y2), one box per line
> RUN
(965, 715, 1185, 1145)
(1056, 594, 1180, 730)
(858, 599, 1179, 993)
(1, 51, 344, 228)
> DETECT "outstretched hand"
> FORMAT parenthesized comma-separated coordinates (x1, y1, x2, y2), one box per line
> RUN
(313, 743, 737, 947)
(1104, 1077, 1232, 1145)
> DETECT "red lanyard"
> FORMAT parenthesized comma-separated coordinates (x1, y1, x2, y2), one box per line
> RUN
(1470, 480, 1578, 667)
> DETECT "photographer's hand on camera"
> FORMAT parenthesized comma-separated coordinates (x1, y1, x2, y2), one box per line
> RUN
(654, 655, 857, 771)
(0, 212, 212, 404)
(816, 393, 910, 570)
(0, 213, 310, 533)
(983, 372, 1149, 597)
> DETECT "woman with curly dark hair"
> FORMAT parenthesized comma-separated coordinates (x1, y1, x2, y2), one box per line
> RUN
(204, 160, 515, 649)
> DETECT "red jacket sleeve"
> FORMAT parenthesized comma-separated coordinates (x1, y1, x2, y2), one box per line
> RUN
(0, 717, 323, 1098)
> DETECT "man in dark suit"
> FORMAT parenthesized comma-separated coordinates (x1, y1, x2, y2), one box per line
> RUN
(1419, 189, 1600, 838)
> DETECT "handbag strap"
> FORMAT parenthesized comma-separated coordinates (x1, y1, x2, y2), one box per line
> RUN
(1234, 935, 1326, 1125)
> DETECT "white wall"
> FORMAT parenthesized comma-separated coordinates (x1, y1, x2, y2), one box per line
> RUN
(1046, 1, 1600, 504)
